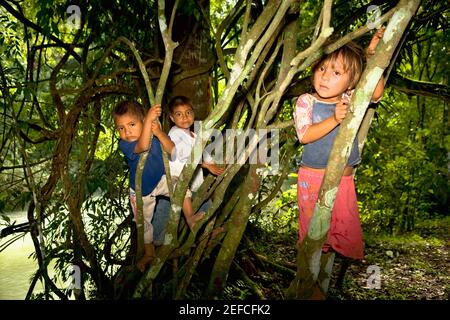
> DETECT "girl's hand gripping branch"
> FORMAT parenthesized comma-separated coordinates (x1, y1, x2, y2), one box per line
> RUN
(366, 26, 386, 56)
(366, 26, 386, 102)
(148, 104, 162, 122)
(334, 93, 351, 124)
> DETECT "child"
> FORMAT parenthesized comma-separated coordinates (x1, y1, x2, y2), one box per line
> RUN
(167, 96, 224, 229)
(113, 101, 174, 272)
(293, 28, 385, 261)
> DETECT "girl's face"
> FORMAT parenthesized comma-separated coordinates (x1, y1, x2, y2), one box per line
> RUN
(170, 104, 195, 129)
(115, 113, 143, 142)
(313, 55, 352, 102)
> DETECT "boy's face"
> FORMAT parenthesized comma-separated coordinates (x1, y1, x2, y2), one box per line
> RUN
(115, 113, 143, 142)
(313, 55, 352, 102)
(170, 104, 195, 129)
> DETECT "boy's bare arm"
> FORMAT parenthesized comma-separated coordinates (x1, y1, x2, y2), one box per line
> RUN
(152, 121, 175, 154)
(134, 104, 161, 153)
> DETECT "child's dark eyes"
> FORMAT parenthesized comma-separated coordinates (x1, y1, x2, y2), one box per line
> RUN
(174, 111, 193, 117)
(318, 65, 343, 76)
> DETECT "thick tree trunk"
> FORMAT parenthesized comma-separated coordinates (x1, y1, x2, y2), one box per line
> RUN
(206, 166, 260, 298)
(170, 0, 212, 120)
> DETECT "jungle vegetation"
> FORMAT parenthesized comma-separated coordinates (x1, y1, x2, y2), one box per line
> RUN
(0, 0, 448, 300)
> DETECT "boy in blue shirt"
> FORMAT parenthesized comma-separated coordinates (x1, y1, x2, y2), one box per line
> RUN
(113, 100, 174, 272)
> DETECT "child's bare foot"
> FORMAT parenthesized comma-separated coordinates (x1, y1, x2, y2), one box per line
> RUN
(309, 284, 326, 300)
(211, 226, 224, 239)
(137, 254, 155, 272)
(207, 226, 225, 246)
(186, 212, 205, 230)
(137, 244, 156, 272)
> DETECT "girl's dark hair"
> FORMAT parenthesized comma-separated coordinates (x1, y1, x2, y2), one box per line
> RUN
(312, 42, 365, 90)
(168, 96, 193, 114)
(113, 100, 145, 121)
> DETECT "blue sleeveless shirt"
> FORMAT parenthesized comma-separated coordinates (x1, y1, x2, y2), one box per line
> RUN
(300, 99, 361, 168)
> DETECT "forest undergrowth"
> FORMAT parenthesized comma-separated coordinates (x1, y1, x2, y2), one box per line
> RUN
(220, 216, 450, 300)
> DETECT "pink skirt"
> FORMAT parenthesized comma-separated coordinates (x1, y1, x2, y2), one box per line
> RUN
(297, 167, 364, 260)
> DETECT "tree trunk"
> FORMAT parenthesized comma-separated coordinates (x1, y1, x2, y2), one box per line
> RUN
(170, 0, 212, 120)
(206, 165, 260, 298)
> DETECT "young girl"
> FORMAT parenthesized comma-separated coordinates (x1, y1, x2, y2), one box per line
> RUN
(294, 29, 384, 260)
(167, 96, 224, 229)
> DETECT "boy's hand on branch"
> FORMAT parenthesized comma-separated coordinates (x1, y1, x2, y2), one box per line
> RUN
(366, 26, 385, 56)
(151, 120, 162, 137)
(148, 104, 162, 122)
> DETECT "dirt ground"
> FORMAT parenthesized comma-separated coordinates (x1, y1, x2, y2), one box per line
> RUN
(224, 216, 450, 300)
(328, 218, 450, 300)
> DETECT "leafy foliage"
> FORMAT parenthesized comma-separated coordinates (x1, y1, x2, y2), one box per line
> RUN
(357, 91, 448, 233)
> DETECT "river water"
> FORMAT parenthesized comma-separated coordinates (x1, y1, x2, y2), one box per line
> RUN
(0, 211, 60, 300)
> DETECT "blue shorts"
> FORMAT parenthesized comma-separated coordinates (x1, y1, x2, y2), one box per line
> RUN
(152, 196, 170, 246)
(152, 194, 212, 246)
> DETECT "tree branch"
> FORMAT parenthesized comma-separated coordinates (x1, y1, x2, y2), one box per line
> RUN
(389, 72, 449, 101)
(0, 0, 81, 62)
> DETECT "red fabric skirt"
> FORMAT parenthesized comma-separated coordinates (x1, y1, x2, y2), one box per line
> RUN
(297, 167, 364, 260)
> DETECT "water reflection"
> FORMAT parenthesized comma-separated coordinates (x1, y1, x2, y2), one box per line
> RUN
(0, 211, 44, 299)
